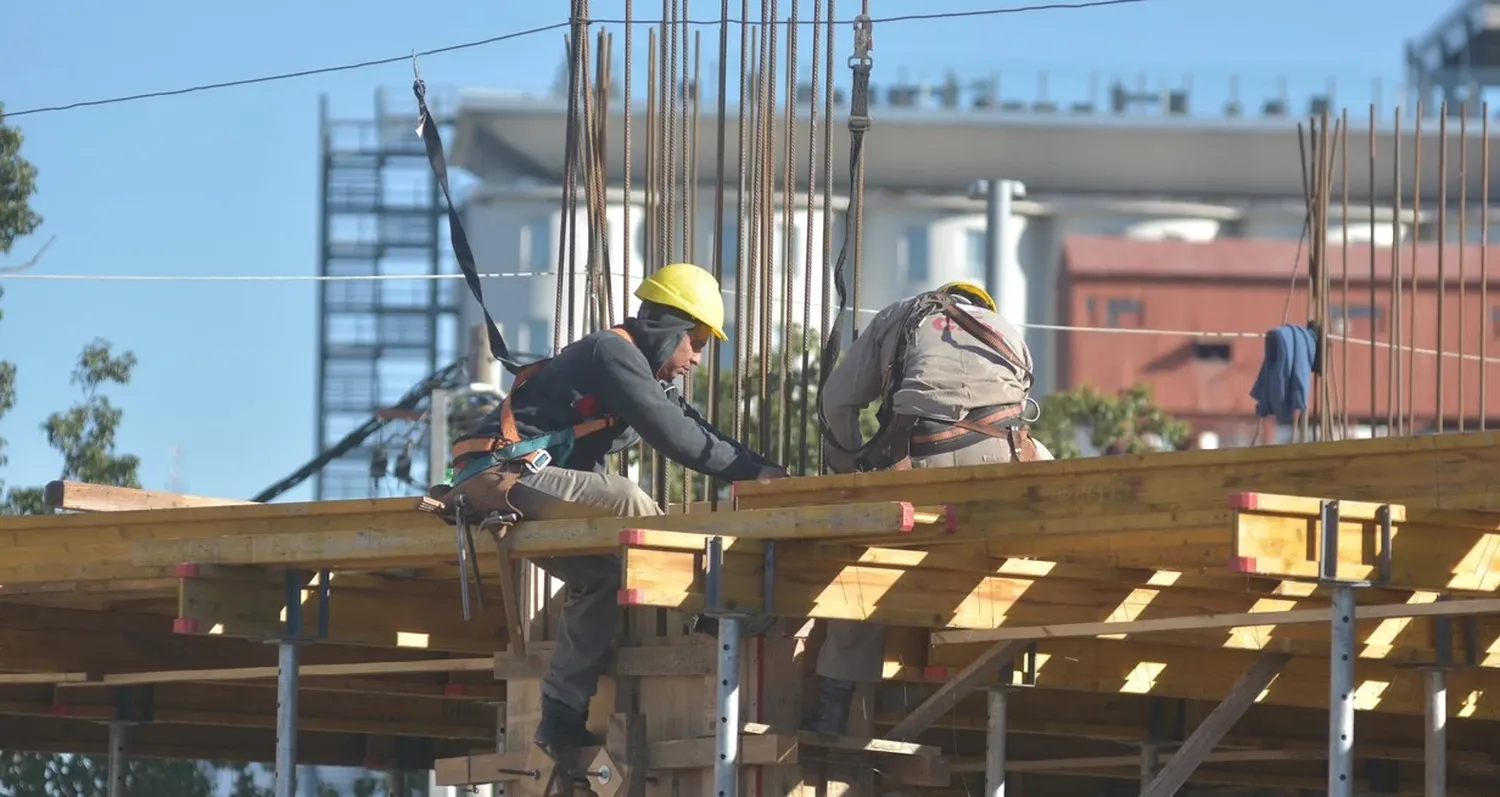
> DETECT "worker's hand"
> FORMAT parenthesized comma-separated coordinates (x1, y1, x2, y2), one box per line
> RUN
(756, 465, 789, 480)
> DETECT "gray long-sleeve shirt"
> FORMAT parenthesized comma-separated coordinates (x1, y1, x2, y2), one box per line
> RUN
(460, 321, 775, 481)
(821, 295, 1034, 451)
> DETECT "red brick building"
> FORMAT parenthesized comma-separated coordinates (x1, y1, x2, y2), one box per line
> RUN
(1055, 235, 1500, 446)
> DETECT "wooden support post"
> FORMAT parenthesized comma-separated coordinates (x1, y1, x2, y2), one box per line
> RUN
(886, 641, 1028, 742)
(1139, 652, 1291, 797)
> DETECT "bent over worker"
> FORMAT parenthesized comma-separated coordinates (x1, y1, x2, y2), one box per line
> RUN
(441, 262, 787, 752)
(809, 280, 1053, 734)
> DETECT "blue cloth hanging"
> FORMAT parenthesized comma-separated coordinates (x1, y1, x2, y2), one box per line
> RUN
(1249, 324, 1317, 424)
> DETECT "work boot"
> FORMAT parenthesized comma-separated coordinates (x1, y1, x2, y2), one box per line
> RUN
(804, 676, 856, 735)
(534, 694, 603, 751)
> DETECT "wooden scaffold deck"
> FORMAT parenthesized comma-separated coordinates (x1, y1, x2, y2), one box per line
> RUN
(3, 430, 1500, 795)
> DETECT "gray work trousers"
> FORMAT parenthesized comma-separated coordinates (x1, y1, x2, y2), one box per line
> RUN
(815, 434, 1053, 682)
(448, 465, 661, 712)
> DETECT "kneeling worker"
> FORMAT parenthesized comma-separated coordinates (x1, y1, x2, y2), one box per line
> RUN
(809, 280, 1054, 734)
(443, 262, 787, 751)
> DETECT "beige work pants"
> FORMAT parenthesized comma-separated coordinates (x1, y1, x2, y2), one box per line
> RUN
(447, 466, 661, 712)
(814, 434, 1054, 682)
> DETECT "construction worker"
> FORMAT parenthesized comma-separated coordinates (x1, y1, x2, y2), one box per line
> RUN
(440, 262, 787, 753)
(808, 280, 1053, 734)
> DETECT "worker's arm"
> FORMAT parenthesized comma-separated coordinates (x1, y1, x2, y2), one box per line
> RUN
(674, 391, 786, 474)
(590, 337, 768, 482)
(819, 300, 906, 450)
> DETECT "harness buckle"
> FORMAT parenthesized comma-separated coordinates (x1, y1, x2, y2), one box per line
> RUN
(524, 449, 552, 474)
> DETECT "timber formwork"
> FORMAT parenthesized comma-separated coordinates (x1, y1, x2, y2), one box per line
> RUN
(4, 432, 1500, 796)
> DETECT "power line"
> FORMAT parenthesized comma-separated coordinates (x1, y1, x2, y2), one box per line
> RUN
(3, 266, 1493, 365)
(3, 0, 1149, 119)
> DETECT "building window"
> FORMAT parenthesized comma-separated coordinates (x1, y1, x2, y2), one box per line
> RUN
(1104, 298, 1144, 329)
(1330, 303, 1385, 336)
(901, 226, 930, 282)
(1491, 307, 1500, 338)
(524, 319, 551, 357)
(965, 229, 987, 282)
(522, 219, 551, 274)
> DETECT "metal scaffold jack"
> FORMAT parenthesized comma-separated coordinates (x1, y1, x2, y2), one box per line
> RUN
(273, 567, 331, 797)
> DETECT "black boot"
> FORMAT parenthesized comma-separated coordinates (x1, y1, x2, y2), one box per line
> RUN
(534, 694, 603, 751)
(804, 676, 856, 735)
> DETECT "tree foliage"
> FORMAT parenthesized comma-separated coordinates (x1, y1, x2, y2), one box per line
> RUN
(1030, 383, 1191, 459)
(0, 103, 43, 256)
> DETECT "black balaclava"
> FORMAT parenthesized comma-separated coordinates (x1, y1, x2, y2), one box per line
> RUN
(624, 300, 699, 378)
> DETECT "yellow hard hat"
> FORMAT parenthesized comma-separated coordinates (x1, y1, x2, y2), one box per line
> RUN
(635, 262, 728, 340)
(939, 280, 997, 313)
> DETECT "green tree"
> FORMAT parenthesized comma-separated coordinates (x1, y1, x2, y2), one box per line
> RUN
(1030, 383, 1190, 459)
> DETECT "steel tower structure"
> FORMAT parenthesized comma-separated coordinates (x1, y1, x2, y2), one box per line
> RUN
(314, 89, 459, 500)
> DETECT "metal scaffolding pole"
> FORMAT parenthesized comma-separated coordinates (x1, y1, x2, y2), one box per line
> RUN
(1425, 669, 1447, 796)
(984, 686, 1009, 797)
(714, 613, 745, 797)
(275, 638, 301, 797)
(1321, 499, 1362, 797)
(107, 722, 127, 797)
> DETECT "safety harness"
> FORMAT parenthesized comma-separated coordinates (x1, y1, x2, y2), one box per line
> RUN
(820, 291, 1040, 473)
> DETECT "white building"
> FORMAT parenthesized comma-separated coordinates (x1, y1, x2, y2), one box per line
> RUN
(445, 73, 1496, 403)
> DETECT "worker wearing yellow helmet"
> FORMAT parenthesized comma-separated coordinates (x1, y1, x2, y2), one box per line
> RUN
(443, 261, 786, 754)
(808, 279, 1053, 734)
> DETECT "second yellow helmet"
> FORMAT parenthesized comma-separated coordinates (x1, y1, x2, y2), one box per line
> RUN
(938, 280, 997, 313)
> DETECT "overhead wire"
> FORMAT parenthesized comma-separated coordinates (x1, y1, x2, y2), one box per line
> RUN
(3, 0, 1152, 119)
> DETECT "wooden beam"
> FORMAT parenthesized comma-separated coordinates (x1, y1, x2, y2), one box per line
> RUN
(875, 683, 1500, 765)
(1140, 653, 1291, 797)
(930, 597, 1500, 646)
(927, 636, 1500, 720)
(13, 500, 928, 584)
(173, 564, 508, 653)
(0, 602, 473, 676)
(44, 480, 252, 512)
(615, 540, 1497, 667)
(733, 431, 1500, 515)
(1228, 491, 1500, 591)
(886, 641, 1029, 742)
(493, 641, 717, 679)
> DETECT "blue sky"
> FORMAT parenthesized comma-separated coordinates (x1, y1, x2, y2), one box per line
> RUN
(0, 0, 1451, 502)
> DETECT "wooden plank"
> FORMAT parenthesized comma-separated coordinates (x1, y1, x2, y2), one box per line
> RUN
(173, 567, 508, 653)
(493, 642, 717, 680)
(44, 480, 252, 512)
(1229, 493, 1500, 591)
(733, 431, 1500, 514)
(886, 641, 1030, 741)
(930, 597, 1500, 645)
(926, 636, 1500, 720)
(37, 501, 925, 584)
(615, 543, 1494, 665)
(0, 602, 472, 676)
(1139, 653, 1291, 797)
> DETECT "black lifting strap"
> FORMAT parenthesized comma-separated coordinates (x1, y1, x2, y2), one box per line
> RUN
(817, 14, 875, 455)
(412, 76, 529, 376)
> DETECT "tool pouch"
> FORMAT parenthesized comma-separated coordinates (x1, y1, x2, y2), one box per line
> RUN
(415, 465, 527, 526)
